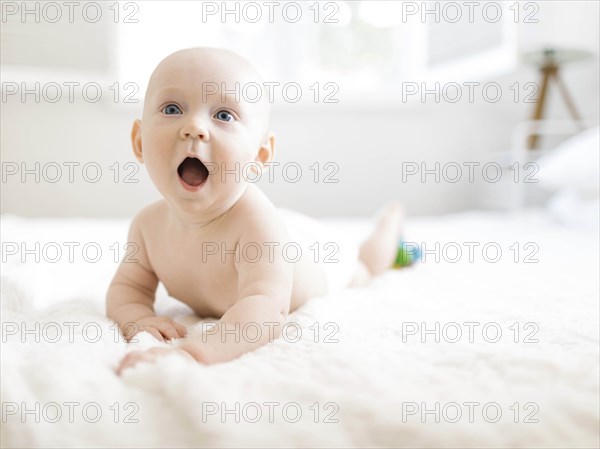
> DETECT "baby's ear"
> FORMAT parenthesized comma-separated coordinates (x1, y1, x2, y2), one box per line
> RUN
(131, 119, 144, 163)
(255, 132, 275, 168)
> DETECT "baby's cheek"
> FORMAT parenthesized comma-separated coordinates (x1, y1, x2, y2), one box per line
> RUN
(145, 159, 173, 194)
(145, 160, 165, 179)
(219, 153, 254, 172)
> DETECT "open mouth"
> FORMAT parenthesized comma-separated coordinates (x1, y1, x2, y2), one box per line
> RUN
(177, 157, 209, 188)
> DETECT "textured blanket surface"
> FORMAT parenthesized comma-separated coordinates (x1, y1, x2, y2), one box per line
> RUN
(1, 210, 598, 448)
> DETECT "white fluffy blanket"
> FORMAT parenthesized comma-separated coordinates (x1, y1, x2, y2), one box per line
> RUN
(1, 210, 598, 448)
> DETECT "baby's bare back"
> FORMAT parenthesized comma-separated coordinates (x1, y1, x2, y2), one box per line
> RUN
(130, 186, 327, 318)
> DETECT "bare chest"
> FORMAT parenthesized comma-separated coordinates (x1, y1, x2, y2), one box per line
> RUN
(145, 230, 240, 317)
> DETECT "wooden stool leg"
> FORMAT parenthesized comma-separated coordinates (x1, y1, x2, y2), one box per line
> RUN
(528, 65, 554, 149)
(552, 69, 585, 129)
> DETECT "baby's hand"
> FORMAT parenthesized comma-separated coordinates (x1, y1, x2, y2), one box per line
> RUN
(124, 317, 187, 342)
(116, 347, 195, 375)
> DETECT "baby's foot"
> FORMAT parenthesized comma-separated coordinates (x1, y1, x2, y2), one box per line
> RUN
(358, 202, 404, 276)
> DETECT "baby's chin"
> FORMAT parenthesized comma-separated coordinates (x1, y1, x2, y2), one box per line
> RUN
(169, 168, 251, 208)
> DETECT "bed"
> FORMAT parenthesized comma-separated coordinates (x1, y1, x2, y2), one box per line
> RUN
(1, 205, 598, 448)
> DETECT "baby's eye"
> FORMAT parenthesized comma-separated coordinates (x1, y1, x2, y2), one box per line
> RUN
(162, 104, 182, 115)
(214, 110, 235, 122)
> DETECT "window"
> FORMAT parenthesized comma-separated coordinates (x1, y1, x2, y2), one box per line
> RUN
(2, 1, 518, 102)
(115, 1, 518, 100)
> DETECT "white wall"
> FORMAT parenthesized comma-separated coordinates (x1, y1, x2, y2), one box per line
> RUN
(1, 1, 598, 218)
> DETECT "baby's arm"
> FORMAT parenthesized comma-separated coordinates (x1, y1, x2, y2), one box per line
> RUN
(106, 213, 187, 342)
(180, 217, 293, 364)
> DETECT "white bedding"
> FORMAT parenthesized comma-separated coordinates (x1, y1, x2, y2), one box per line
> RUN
(1, 210, 599, 448)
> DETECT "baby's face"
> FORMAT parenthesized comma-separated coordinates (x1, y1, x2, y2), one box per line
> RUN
(133, 48, 272, 216)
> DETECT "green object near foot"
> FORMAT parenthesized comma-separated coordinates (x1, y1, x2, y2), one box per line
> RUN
(392, 241, 421, 268)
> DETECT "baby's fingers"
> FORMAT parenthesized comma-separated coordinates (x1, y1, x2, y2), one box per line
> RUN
(116, 351, 149, 375)
(173, 321, 188, 338)
(141, 326, 165, 342)
(152, 321, 180, 341)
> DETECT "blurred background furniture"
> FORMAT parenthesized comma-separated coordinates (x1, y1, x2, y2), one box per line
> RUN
(523, 47, 592, 148)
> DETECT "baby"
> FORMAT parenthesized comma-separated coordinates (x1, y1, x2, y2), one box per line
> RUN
(107, 48, 403, 374)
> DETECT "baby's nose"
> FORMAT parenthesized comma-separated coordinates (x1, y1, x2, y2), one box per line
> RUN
(180, 121, 209, 140)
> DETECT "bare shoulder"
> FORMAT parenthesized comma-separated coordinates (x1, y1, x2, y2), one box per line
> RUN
(130, 200, 168, 231)
(123, 200, 168, 272)
(229, 186, 288, 240)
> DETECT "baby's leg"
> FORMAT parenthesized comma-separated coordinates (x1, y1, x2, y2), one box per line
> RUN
(349, 203, 404, 287)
